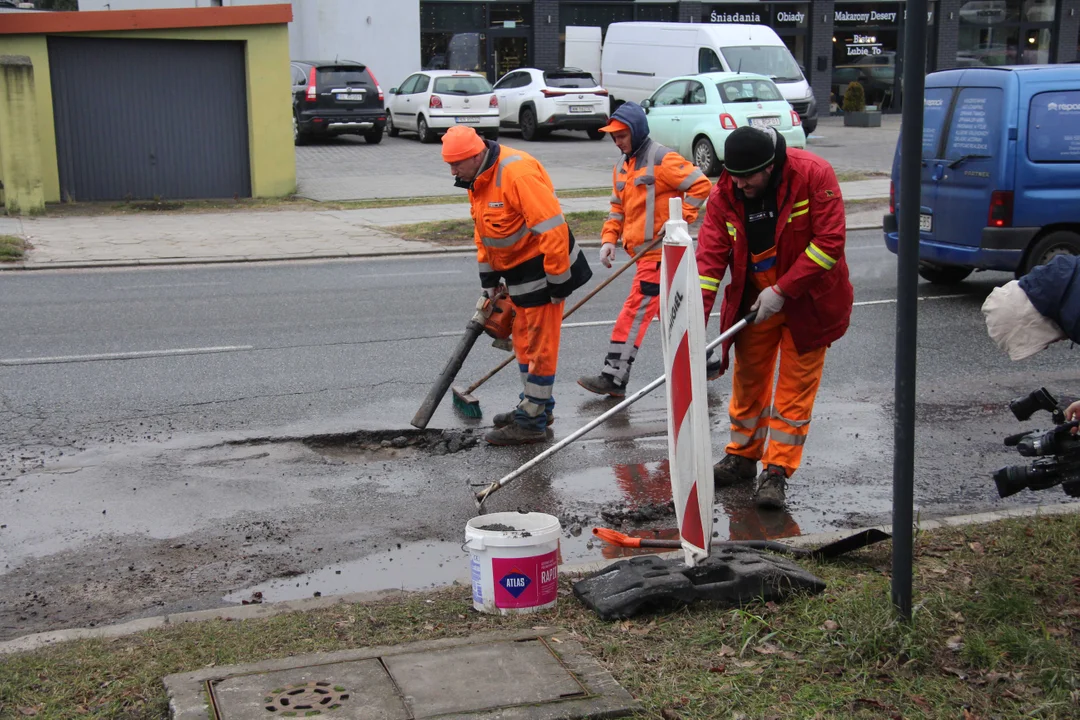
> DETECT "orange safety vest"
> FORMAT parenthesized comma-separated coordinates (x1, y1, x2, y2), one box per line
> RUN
(469, 143, 591, 306)
(601, 137, 712, 262)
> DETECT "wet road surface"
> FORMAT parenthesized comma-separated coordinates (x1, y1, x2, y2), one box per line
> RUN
(2, 230, 1078, 638)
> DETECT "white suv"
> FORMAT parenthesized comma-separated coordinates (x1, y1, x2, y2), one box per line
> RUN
(386, 70, 499, 144)
(493, 68, 610, 141)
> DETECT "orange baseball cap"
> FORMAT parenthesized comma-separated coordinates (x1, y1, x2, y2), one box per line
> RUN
(441, 125, 487, 163)
(598, 119, 629, 133)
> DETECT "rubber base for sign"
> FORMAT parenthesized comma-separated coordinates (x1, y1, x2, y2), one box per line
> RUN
(572, 546, 826, 620)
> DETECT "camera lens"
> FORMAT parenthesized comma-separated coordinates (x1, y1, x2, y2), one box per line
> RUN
(993, 465, 1031, 498)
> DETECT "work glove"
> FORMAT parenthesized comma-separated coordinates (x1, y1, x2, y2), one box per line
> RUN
(750, 285, 785, 324)
(599, 242, 617, 269)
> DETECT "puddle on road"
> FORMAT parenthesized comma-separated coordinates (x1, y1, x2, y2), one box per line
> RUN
(224, 540, 468, 604)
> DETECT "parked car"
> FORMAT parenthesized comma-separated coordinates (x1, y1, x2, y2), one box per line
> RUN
(386, 70, 499, 143)
(583, 22, 818, 134)
(291, 60, 385, 145)
(492, 67, 610, 141)
(641, 72, 806, 176)
(883, 66, 1080, 283)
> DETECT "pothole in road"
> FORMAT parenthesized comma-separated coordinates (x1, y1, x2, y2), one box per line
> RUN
(241, 428, 485, 463)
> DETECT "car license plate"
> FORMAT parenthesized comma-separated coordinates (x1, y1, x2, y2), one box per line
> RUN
(750, 116, 781, 128)
(569, 105, 591, 113)
(920, 213, 933, 232)
(339, 93, 365, 101)
(455, 116, 481, 124)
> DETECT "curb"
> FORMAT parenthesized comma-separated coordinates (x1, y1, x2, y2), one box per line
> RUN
(0, 225, 886, 273)
(2, 500, 1077, 655)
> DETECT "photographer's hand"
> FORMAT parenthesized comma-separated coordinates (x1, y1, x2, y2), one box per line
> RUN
(1067, 401, 1080, 433)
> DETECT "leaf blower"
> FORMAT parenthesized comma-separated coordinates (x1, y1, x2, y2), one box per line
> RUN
(411, 290, 515, 430)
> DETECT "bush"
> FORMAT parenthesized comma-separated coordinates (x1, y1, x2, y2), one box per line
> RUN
(842, 81, 866, 113)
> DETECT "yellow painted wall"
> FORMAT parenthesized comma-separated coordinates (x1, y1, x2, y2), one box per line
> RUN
(0, 23, 295, 202)
(0, 36, 57, 202)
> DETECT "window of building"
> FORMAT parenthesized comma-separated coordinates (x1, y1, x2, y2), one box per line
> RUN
(420, 3, 532, 80)
(558, 2, 677, 65)
(956, 0, 1054, 66)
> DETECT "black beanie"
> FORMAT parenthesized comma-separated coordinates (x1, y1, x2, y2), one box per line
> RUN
(724, 127, 778, 176)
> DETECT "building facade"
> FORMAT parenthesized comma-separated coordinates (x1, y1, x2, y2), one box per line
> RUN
(75, 0, 1080, 113)
(416, 0, 1080, 113)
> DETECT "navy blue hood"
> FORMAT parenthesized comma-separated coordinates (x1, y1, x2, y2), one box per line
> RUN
(611, 101, 650, 154)
(1019, 254, 1080, 344)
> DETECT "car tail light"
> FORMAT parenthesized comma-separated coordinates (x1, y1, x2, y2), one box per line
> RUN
(988, 190, 1013, 228)
(719, 113, 737, 130)
(541, 89, 567, 98)
(306, 67, 317, 103)
(429, 95, 443, 109)
(489, 95, 498, 108)
(889, 181, 896, 215)
(367, 68, 383, 103)
(594, 89, 609, 96)
(791, 110, 802, 126)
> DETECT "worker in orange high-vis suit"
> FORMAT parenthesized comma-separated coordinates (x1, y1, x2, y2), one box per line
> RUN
(442, 126, 593, 446)
(577, 101, 712, 398)
(697, 126, 853, 510)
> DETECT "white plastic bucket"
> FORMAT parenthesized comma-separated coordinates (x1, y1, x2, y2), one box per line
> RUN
(464, 512, 561, 615)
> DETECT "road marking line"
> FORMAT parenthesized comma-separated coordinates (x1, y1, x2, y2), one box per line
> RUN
(436, 295, 964, 336)
(1, 346, 254, 366)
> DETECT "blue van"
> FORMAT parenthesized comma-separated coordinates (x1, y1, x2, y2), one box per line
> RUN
(883, 66, 1080, 284)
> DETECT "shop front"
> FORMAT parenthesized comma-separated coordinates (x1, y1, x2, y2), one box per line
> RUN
(703, 3, 812, 73)
(955, 0, 1056, 66)
(831, 1, 935, 112)
(420, 1, 534, 82)
(558, 1, 678, 66)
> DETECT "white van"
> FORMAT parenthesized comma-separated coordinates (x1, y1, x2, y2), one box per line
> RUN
(579, 22, 817, 134)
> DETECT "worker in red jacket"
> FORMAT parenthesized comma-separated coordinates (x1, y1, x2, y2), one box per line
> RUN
(696, 126, 853, 510)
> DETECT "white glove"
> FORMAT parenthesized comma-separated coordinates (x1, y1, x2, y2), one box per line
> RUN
(482, 287, 497, 299)
(750, 285, 785, 324)
(600, 242, 617, 269)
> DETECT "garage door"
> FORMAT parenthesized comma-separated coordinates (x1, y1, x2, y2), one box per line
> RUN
(48, 36, 252, 202)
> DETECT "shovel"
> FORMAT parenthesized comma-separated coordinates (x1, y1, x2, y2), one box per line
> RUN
(592, 526, 892, 560)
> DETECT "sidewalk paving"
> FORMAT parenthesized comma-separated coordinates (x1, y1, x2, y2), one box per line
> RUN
(1, 179, 889, 270)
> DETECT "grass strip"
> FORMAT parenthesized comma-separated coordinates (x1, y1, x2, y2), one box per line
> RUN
(1, 514, 1077, 719)
(0, 235, 27, 262)
(387, 210, 610, 246)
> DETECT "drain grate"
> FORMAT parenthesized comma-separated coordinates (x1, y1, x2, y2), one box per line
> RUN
(264, 681, 349, 715)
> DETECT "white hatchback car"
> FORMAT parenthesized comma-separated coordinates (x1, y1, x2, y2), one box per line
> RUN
(642, 72, 806, 175)
(386, 70, 499, 143)
(493, 67, 610, 141)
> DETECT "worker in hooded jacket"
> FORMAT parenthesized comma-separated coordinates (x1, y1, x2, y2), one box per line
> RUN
(442, 126, 592, 446)
(697, 126, 853, 510)
(577, 101, 713, 398)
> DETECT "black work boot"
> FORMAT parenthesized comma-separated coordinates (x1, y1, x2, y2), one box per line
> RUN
(484, 423, 548, 446)
(493, 410, 554, 428)
(713, 454, 758, 487)
(754, 465, 789, 510)
(577, 374, 627, 398)
(706, 349, 723, 381)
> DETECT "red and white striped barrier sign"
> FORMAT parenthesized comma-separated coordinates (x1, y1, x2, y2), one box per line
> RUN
(659, 197, 714, 567)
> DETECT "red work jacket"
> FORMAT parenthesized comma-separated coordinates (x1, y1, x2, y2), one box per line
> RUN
(696, 148, 853, 375)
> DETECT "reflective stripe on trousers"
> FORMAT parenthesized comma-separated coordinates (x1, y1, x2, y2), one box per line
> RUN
(602, 261, 661, 384)
(724, 311, 827, 476)
(511, 299, 562, 430)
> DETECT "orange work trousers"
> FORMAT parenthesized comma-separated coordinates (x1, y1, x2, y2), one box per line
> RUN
(510, 300, 563, 430)
(602, 261, 661, 384)
(725, 311, 827, 476)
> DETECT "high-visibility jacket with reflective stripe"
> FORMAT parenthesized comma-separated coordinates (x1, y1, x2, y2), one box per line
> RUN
(469, 143, 592, 307)
(602, 137, 712, 263)
(696, 147, 853, 375)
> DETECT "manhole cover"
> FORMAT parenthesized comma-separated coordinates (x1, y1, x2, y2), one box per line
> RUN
(264, 681, 349, 715)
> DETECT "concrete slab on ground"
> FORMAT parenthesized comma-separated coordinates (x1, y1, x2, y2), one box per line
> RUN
(164, 628, 639, 720)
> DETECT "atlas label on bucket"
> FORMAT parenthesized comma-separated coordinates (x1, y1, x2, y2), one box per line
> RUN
(492, 551, 557, 609)
(471, 555, 483, 606)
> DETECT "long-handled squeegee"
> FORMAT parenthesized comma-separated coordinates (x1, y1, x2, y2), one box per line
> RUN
(474, 312, 756, 508)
